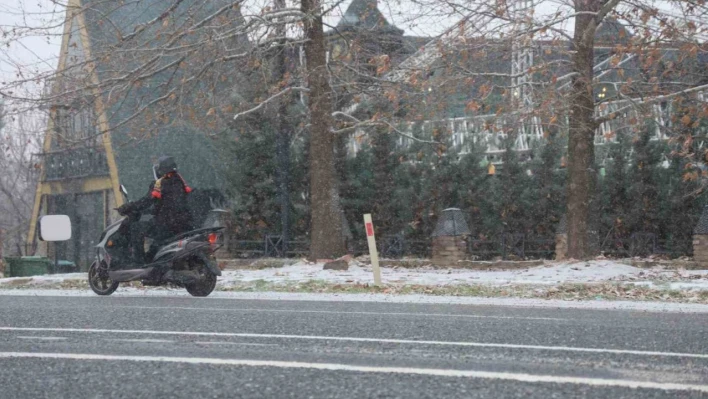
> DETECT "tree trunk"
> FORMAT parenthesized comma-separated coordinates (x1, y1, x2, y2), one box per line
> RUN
(0, 229, 4, 275)
(566, 5, 598, 259)
(372, 126, 394, 234)
(301, 0, 346, 259)
(276, 102, 291, 256)
(272, 0, 292, 257)
(272, 47, 292, 257)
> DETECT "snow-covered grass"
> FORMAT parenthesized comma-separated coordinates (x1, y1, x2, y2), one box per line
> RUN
(1, 259, 707, 303)
(219, 259, 708, 287)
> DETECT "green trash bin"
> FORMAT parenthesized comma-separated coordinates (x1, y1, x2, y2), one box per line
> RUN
(5, 256, 52, 277)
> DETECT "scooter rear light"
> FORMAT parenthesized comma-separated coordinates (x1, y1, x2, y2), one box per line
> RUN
(208, 233, 218, 245)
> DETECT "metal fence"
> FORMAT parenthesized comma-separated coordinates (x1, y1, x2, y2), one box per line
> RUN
(229, 235, 309, 258)
(227, 232, 693, 260)
(599, 233, 692, 258)
(468, 234, 555, 260)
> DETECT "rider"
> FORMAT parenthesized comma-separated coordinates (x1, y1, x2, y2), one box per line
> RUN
(117, 156, 195, 263)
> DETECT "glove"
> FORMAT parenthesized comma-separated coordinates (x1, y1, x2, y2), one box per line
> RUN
(116, 203, 131, 216)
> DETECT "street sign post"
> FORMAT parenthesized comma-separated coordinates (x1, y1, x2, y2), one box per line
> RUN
(363, 214, 382, 286)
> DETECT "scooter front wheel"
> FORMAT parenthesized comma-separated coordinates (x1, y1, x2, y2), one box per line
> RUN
(88, 261, 119, 296)
(185, 257, 217, 297)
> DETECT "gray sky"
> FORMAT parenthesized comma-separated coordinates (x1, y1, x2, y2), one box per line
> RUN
(0, 0, 65, 102)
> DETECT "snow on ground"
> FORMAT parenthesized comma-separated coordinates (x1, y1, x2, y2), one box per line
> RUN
(217, 259, 708, 290)
(0, 273, 86, 286)
(0, 260, 707, 307)
(1, 260, 707, 290)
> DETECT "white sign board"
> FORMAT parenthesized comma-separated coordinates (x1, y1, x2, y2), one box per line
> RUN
(39, 215, 72, 242)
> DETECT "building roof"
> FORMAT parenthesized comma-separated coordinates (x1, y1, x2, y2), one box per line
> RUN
(336, 0, 403, 35)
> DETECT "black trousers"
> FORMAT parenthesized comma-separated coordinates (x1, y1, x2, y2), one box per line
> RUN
(127, 220, 168, 264)
(127, 218, 193, 263)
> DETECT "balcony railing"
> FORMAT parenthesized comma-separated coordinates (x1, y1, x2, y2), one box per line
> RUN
(41, 148, 109, 181)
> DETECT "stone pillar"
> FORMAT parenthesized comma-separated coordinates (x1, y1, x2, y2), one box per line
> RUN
(555, 215, 567, 260)
(432, 235, 468, 266)
(693, 206, 708, 268)
(431, 208, 471, 267)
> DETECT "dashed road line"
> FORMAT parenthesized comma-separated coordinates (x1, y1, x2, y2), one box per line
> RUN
(1, 326, 706, 359)
(108, 305, 565, 321)
(16, 336, 67, 341)
(105, 338, 175, 344)
(194, 341, 277, 347)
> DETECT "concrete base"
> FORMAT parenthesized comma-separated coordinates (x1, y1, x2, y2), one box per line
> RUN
(432, 236, 468, 267)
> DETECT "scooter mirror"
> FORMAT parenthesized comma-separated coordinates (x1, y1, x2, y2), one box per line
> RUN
(39, 215, 72, 242)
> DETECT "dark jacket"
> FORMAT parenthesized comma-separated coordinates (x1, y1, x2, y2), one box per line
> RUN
(127, 172, 194, 237)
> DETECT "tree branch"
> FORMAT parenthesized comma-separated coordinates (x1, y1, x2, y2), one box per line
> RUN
(233, 86, 310, 120)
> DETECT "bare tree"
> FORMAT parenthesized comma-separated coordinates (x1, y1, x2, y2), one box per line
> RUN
(0, 108, 44, 256)
(301, 0, 347, 259)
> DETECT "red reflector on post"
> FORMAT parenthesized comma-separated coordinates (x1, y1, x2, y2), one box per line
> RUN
(365, 222, 374, 237)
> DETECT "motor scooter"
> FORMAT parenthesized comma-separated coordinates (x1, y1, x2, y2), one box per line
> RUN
(88, 184, 225, 297)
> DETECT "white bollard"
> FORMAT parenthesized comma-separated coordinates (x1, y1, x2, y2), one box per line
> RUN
(363, 214, 382, 286)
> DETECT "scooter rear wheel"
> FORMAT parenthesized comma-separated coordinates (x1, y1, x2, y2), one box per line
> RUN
(185, 258, 217, 297)
(88, 261, 119, 296)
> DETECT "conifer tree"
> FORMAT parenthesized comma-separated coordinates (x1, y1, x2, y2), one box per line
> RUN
(627, 123, 662, 234)
(596, 134, 632, 246)
(527, 133, 566, 237)
(495, 136, 530, 234)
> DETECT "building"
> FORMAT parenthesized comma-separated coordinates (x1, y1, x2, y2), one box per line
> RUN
(334, 4, 708, 160)
(28, 0, 247, 268)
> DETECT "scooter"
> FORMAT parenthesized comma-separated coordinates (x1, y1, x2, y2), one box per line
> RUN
(88, 185, 225, 297)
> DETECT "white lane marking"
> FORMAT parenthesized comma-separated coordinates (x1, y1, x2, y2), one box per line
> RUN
(106, 339, 175, 344)
(194, 341, 277, 347)
(16, 336, 67, 341)
(0, 352, 706, 392)
(110, 306, 564, 321)
(1, 327, 706, 360)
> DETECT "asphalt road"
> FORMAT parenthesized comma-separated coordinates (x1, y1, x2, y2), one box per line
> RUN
(0, 295, 706, 398)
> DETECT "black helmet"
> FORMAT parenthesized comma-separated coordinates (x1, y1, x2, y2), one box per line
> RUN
(155, 156, 178, 178)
